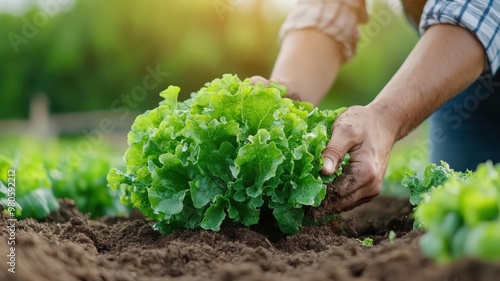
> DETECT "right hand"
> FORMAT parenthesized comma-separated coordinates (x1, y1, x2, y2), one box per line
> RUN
(320, 105, 396, 211)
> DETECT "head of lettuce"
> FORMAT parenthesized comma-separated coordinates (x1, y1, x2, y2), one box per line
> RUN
(107, 74, 346, 235)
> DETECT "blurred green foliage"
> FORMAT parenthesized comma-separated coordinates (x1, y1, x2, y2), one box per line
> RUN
(0, 0, 281, 119)
(0, 0, 418, 120)
(0, 135, 128, 218)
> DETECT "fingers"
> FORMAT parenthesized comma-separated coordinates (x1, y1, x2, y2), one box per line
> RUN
(321, 140, 351, 176)
(250, 76, 301, 101)
(332, 161, 377, 197)
(327, 161, 381, 212)
(250, 76, 269, 85)
(319, 106, 390, 212)
(321, 119, 363, 176)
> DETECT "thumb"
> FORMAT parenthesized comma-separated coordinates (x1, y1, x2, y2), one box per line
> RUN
(321, 128, 356, 176)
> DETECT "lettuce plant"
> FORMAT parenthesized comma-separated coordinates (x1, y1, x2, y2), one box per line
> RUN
(404, 161, 500, 262)
(49, 152, 128, 218)
(0, 140, 127, 220)
(402, 161, 470, 206)
(108, 74, 345, 234)
(0, 153, 59, 220)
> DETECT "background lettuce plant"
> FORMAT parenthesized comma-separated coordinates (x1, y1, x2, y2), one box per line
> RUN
(0, 140, 127, 220)
(0, 153, 59, 220)
(108, 74, 346, 234)
(403, 161, 500, 262)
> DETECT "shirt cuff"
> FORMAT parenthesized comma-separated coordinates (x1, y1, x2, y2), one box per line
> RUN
(279, 0, 367, 62)
(419, 0, 500, 75)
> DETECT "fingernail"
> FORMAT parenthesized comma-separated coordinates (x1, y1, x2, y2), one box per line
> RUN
(324, 158, 334, 173)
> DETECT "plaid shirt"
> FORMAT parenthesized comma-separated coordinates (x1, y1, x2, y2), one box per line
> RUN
(280, 0, 500, 75)
(420, 0, 500, 75)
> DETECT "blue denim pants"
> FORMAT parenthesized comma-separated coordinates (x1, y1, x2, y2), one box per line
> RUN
(429, 71, 500, 172)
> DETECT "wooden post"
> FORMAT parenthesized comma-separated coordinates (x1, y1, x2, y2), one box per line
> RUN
(29, 93, 53, 139)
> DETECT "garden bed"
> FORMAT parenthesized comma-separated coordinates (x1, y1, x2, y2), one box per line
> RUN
(1, 196, 499, 281)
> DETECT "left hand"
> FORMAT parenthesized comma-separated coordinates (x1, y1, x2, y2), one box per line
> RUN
(250, 76, 301, 101)
(321, 105, 396, 211)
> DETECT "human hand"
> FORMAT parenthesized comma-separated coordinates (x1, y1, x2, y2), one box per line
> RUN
(249, 75, 270, 86)
(250, 76, 301, 101)
(320, 105, 397, 212)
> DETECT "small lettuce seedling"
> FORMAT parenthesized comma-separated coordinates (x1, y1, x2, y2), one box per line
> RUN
(357, 237, 374, 247)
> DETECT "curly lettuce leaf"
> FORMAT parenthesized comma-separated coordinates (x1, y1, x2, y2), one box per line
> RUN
(0, 152, 59, 220)
(108, 74, 346, 235)
(414, 162, 500, 262)
(402, 161, 470, 206)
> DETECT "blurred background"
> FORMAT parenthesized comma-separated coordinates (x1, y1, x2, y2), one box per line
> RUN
(0, 0, 428, 195)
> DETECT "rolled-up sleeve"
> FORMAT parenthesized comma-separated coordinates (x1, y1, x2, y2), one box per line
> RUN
(419, 0, 500, 75)
(279, 0, 368, 62)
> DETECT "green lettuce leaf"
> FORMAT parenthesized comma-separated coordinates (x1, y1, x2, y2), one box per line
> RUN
(413, 161, 500, 262)
(108, 74, 346, 234)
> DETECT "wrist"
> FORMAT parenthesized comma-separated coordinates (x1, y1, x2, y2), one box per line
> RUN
(366, 101, 403, 143)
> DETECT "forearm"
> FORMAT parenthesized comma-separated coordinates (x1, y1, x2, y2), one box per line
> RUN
(270, 29, 343, 106)
(369, 24, 485, 142)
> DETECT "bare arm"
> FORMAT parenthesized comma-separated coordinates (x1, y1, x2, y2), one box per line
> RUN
(252, 0, 364, 106)
(370, 24, 485, 142)
(269, 29, 344, 106)
(321, 24, 485, 211)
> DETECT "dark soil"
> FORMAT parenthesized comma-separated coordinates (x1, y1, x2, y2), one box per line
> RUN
(1, 196, 500, 281)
